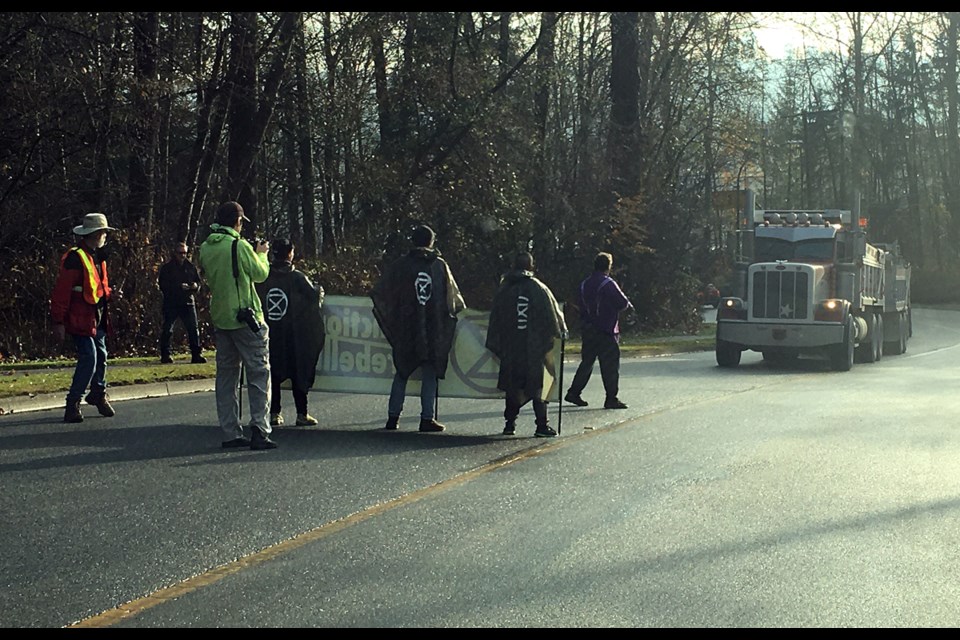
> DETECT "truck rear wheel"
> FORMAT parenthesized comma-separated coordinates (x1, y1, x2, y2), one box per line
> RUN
(900, 310, 909, 353)
(884, 311, 904, 355)
(716, 339, 741, 368)
(874, 314, 883, 361)
(830, 317, 855, 371)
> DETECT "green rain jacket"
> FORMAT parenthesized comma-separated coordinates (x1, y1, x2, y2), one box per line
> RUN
(198, 223, 270, 330)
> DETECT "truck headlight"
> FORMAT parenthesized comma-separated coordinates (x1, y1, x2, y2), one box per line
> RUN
(717, 297, 746, 321)
(813, 299, 846, 322)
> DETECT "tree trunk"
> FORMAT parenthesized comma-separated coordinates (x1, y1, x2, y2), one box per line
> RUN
(296, 13, 318, 257)
(945, 12, 960, 242)
(608, 12, 641, 198)
(532, 12, 558, 266)
(319, 12, 338, 256)
(127, 12, 160, 235)
(181, 13, 229, 246)
(225, 11, 300, 229)
(226, 12, 259, 220)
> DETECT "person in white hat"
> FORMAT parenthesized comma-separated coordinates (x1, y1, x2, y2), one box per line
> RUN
(50, 212, 121, 423)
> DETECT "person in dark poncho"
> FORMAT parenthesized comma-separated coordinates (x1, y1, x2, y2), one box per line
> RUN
(485, 251, 567, 437)
(370, 224, 465, 433)
(256, 238, 325, 427)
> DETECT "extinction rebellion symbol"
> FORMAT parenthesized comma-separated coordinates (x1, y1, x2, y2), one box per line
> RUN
(266, 288, 289, 321)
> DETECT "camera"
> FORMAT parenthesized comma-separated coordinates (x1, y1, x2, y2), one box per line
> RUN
(236, 307, 261, 333)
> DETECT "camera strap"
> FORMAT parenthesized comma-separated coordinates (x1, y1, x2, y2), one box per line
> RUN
(231, 238, 242, 313)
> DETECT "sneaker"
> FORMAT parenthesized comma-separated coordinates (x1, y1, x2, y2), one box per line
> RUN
(222, 437, 251, 449)
(564, 391, 588, 407)
(160, 356, 174, 364)
(84, 391, 115, 417)
(191, 355, 207, 364)
(535, 426, 558, 438)
(384, 415, 400, 430)
(419, 418, 446, 432)
(604, 398, 628, 410)
(296, 413, 318, 426)
(270, 413, 284, 426)
(250, 431, 278, 450)
(502, 421, 516, 436)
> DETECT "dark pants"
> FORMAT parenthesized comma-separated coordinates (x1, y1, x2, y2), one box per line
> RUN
(270, 375, 308, 416)
(160, 305, 201, 358)
(567, 325, 621, 400)
(504, 393, 548, 427)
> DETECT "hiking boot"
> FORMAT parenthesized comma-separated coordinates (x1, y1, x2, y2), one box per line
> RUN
(270, 413, 284, 426)
(419, 418, 445, 432)
(160, 355, 174, 364)
(191, 354, 207, 364)
(64, 399, 83, 423)
(502, 420, 516, 436)
(296, 413, 318, 426)
(535, 425, 558, 438)
(384, 415, 400, 430)
(250, 429, 278, 450)
(564, 391, 588, 407)
(85, 391, 115, 417)
(604, 398, 628, 410)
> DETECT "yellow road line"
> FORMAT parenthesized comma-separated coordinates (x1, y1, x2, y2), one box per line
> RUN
(66, 442, 565, 628)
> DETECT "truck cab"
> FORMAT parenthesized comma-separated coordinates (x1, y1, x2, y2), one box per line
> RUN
(716, 205, 911, 371)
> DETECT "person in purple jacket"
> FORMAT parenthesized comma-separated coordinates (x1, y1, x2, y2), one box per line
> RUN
(564, 251, 633, 409)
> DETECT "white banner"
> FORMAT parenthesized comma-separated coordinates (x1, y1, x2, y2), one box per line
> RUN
(313, 295, 561, 401)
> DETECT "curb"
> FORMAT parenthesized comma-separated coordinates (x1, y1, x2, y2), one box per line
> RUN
(0, 378, 215, 417)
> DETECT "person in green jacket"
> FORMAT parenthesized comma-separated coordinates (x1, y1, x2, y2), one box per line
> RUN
(198, 201, 276, 450)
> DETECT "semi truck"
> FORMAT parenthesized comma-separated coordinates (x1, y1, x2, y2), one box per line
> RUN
(715, 192, 912, 371)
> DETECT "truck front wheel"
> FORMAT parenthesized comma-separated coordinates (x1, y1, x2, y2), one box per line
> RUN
(855, 313, 876, 363)
(716, 339, 742, 368)
(830, 317, 855, 372)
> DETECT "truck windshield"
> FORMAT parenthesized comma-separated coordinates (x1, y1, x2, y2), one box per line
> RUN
(754, 237, 835, 262)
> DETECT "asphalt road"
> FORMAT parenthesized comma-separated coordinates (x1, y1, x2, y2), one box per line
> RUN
(3, 306, 959, 628)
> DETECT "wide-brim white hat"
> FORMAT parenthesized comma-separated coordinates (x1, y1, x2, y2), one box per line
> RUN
(73, 213, 117, 236)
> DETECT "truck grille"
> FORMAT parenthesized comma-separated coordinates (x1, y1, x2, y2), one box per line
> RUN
(751, 269, 809, 320)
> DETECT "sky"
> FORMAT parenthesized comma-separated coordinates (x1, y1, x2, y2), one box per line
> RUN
(752, 12, 851, 60)
(754, 22, 807, 59)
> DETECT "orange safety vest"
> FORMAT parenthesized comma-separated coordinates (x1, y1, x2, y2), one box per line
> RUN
(62, 246, 109, 305)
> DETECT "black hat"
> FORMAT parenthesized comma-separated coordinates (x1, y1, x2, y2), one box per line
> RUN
(272, 237, 294, 259)
(215, 201, 250, 226)
(411, 224, 435, 248)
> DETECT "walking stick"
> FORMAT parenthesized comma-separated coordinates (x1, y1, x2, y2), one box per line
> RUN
(239, 363, 245, 422)
(557, 335, 565, 435)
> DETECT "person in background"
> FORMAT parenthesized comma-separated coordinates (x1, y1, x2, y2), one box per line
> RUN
(256, 238, 325, 428)
(485, 251, 567, 437)
(565, 251, 632, 410)
(50, 213, 121, 423)
(197, 201, 275, 450)
(158, 240, 206, 364)
(371, 224, 465, 433)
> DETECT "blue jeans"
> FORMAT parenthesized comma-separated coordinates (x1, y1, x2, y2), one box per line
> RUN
(68, 326, 108, 403)
(388, 364, 437, 420)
